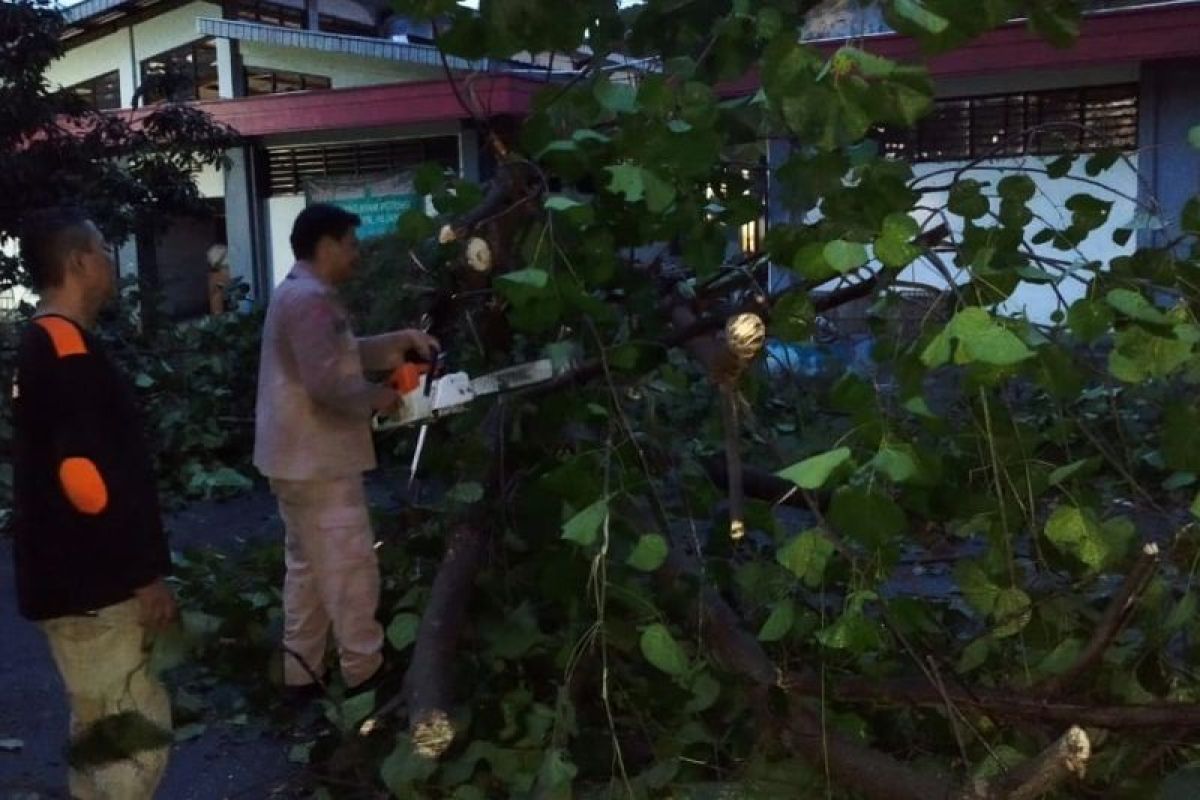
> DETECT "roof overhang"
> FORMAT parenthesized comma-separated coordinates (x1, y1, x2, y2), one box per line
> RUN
(195, 17, 490, 72)
(719, 1, 1200, 97)
(193, 75, 542, 137)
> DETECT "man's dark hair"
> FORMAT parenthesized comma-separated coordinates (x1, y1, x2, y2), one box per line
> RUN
(19, 207, 97, 291)
(290, 204, 361, 261)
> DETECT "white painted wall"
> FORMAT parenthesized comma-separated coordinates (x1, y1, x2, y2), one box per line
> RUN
(892, 65, 1144, 324)
(899, 156, 1141, 324)
(194, 164, 226, 199)
(266, 194, 307, 286)
(46, 2, 222, 107)
(238, 41, 439, 88)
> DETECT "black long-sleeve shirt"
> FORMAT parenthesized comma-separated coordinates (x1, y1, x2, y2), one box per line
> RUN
(10, 314, 170, 621)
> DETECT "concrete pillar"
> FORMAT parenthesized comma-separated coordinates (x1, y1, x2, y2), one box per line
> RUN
(1137, 58, 1200, 250)
(305, 0, 319, 31)
(215, 37, 244, 100)
(224, 148, 269, 306)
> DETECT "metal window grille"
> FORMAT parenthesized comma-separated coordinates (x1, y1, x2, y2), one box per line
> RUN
(67, 70, 122, 110)
(245, 67, 331, 95)
(139, 38, 220, 102)
(264, 137, 460, 195)
(878, 84, 1138, 162)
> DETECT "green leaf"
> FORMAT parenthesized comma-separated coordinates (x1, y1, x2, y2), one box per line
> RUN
(992, 588, 1032, 638)
(627, 534, 668, 572)
(1182, 197, 1200, 235)
(872, 442, 919, 483)
(818, 608, 882, 653)
(1067, 298, 1114, 343)
(875, 213, 921, 268)
(338, 690, 376, 732)
(1165, 593, 1198, 634)
(1106, 289, 1169, 325)
(1190, 491, 1200, 519)
(387, 613, 420, 652)
(823, 240, 869, 273)
(1049, 458, 1096, 486)
(498, 267, 548, 289)
(776, 531, 835, 588)
(997, 175, 1036, 202)
(770, 291, 815, 342)
(958, 638, 991, 673)
(640, 624, 689, 677)
(544, 195, 584, 213)
(68, 712, 173, 770)
(948, 179, 989, 220)
(955, 562, 1001, 615)
(562, 499, 608, 546)
(380, 736, 437, 792)
(777, 447, 852, 489)
(758, 599, 796, 642)
(1046, 154, 1075, 179)
(642, 169, 676, 213)
(685, 672, 721, 713)
(925, 307, 1035, 367)
(1044, 505, 1111, 570)
(594, 77, 636, 114)
(1109, 327, 1192, 383)
(536, 748, 578, 794)
(1028, 1, 1081, 48)
(892, 0, 949, 33)
(830, 487, 907, 547)
(1036, 637, 1084, 676)
(445, 482, 484, 504)
(605, 164, 645, 202)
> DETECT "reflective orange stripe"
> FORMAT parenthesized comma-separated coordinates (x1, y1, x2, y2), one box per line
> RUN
(59, 458, 109, 515)
(34, 317, 87, 358)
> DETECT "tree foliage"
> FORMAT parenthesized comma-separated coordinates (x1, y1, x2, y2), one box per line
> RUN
(0, 0, 237, 290)
(191, 0, 1200, 796)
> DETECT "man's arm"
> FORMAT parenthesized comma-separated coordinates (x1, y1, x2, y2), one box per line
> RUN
(281, 291, 396, 417)
(357, 330, 441, 371)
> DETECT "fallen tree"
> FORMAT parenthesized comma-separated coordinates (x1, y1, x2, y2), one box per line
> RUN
(328, 1, 1200, 798)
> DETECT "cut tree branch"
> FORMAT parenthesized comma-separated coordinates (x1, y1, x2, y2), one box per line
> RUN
(784, 672, 1200, 729)
(1037, 543, 1160, 698)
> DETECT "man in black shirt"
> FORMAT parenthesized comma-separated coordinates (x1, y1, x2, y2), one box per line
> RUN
(11, 207, 176, 799)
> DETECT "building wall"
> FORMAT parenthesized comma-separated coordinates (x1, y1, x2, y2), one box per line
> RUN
(769, 64, 1147, 326)
(266, 194, 307, 284)
(194, 164, 226, 199)
(901, 157, 1140, 323)
(1138, 58, 1200, 247)
(46, 2, 223, 107)
(237, 41, 439, 88)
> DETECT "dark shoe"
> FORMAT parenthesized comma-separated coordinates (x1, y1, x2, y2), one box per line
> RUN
(347, 661, 398, 699)
(283, 681, 324, 711)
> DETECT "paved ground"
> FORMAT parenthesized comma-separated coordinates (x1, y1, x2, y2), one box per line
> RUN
(0, 487, 298, 800)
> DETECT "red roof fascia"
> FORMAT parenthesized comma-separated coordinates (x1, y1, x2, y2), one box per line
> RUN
(717, 3, 1200, 98)
(192, 75, 543, 137)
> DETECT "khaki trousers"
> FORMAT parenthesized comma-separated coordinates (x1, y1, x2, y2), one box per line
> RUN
(271, 476, 384, 688)
(40, 597, 172, 800)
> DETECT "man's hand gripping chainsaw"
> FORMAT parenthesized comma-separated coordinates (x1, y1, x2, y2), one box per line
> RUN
(373, 352, 556, 490)
(371, 353, 556, 432)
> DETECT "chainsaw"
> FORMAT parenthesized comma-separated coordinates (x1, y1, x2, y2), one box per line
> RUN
(372, 353, 557, 490)
(371, 354, 556, 432)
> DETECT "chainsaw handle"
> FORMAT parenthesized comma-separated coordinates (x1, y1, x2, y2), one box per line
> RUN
(388, 347, 443, 395)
